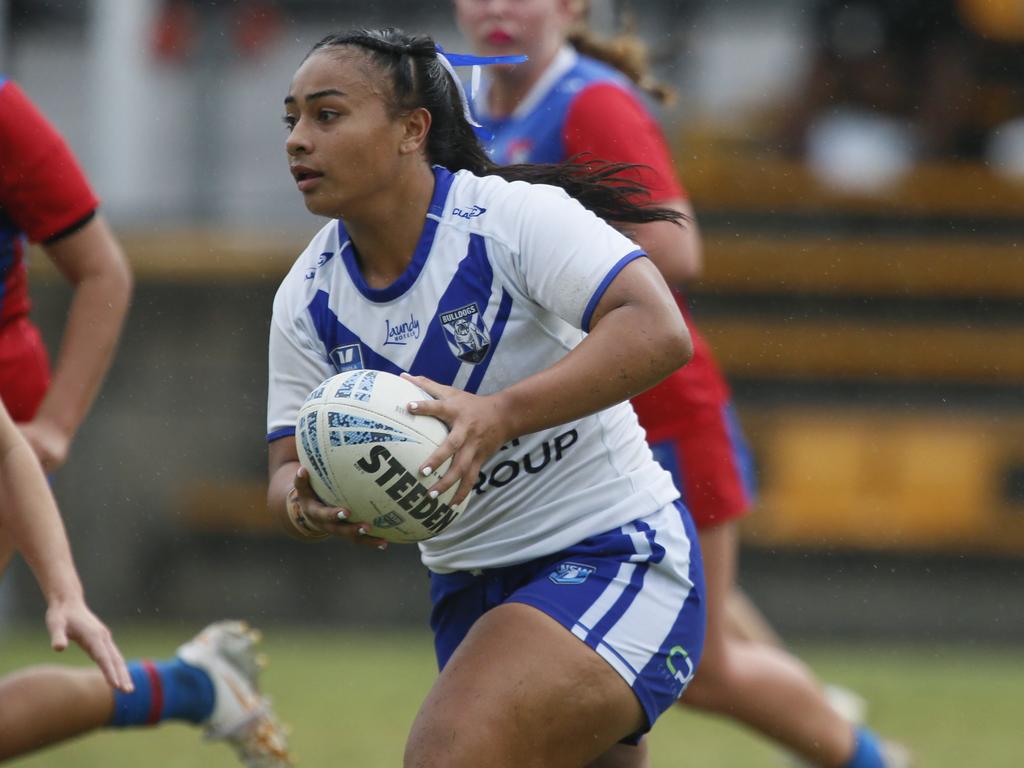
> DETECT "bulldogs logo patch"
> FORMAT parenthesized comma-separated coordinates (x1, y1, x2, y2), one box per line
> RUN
(439, 303, 491, 364)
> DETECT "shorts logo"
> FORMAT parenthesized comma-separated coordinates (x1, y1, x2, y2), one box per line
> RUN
(666, 645, 696, 691)
(439, 303, 490, 364)
(329, 344, 364, 373)
(549, 562, 596, 585)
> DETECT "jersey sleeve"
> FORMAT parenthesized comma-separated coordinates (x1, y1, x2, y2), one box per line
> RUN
(0, 80, 99, 242)
(563, 82, 686, 203)
(266, 281, 334, 441)
(510, 184, 646, 332)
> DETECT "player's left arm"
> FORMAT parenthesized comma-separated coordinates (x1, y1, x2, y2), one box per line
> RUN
(564, 83, 702, 285)
(0, 402, 132, 691)
(23, 214, 132, 472)
(407, 256, 691, 504)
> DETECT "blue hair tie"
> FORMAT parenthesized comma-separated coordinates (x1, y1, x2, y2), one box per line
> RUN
(434, 44, 528, 140)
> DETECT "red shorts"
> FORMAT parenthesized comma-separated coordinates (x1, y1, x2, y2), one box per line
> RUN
(646, 401, 756, 531)
(0, 316, 50, 421)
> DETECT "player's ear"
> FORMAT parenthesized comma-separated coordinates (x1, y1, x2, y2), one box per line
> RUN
(399, 107, 431, 155)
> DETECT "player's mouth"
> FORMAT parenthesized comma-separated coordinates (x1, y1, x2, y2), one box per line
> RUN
(485, 29, 515, 46)
(291, 165, 324, 192)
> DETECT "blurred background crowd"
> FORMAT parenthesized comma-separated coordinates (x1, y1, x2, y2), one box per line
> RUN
(0, 0, 1021, 647)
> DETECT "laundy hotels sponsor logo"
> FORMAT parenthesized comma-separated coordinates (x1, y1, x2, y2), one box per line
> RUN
(384, 314, 421, 346)
(549, 562, 596, 585)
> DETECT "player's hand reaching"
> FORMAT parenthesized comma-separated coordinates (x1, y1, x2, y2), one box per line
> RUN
(18, 419, 71, 473)
(401, 373, 510, 507)
(46, 597, 133, 692)
(289, 465, 389, 549)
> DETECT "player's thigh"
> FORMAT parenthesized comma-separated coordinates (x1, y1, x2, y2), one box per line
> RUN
(692, 520, 738, 665)
(585, 738, 648, 768)
(0, 527, 14, 575)
(405, 602, 645, 768)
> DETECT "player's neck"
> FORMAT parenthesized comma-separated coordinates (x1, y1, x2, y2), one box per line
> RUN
(343, 162, 436, 289)
(487, 45, 561, 118)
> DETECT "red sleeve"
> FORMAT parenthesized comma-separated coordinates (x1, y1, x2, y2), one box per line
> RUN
(563, 82, 686, 202)
(0, 81, 99, 243)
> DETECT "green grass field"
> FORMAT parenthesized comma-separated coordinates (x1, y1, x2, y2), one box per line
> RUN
(1, 624, 1020, 766)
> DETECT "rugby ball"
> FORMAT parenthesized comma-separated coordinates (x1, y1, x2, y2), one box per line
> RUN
(295, 369, 468, 543)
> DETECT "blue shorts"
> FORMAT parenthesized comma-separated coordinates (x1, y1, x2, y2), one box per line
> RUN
(428, 500, 706, 737)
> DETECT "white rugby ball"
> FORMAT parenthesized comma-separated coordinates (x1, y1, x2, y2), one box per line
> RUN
(295, 369, 468, 543)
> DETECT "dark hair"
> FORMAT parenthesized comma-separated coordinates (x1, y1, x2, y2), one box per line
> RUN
(305, 28, 683, 227)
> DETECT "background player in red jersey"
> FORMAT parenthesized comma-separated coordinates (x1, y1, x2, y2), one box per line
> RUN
(0, 77, 290, 766)
(0, 76, 132, 476)
(455, 1, 907, 766)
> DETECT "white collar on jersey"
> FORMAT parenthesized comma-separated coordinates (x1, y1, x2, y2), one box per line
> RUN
(476, 45, 578, 122)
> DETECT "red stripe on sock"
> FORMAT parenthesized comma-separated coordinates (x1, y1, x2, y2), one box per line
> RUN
(141, 660, 163, 725)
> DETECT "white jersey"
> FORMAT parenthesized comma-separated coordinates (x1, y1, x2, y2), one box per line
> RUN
(268, 167, 680, 572)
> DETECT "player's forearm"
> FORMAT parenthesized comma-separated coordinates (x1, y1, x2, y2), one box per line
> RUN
(268, 459, 309, 540)
(35, 264, 132, 439)
(497, 298, 691, 440)
(0, 442, 84, 603)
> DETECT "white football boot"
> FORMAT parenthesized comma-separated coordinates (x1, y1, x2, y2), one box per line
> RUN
(176, 621, 292, 767)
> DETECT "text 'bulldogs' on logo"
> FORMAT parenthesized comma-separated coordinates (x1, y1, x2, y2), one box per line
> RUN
(439, 303, 490, 364)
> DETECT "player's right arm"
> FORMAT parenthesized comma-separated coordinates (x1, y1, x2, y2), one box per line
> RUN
(0, 402, 131, 691)
(265, 279, 387, 548)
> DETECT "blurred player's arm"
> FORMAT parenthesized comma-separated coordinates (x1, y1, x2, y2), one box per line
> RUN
(0, 402, 130, 689)
(565, 83, 702, 286)
(26, 214, 132, 472)
(614, 197, 702, 287)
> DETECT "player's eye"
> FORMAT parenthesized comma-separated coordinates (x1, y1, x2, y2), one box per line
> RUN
(316, 109, 339, 123)
(282, 114, 297, 132)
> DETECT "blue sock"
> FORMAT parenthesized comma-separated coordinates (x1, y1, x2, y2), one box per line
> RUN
(843, 727, 886, 768)
(110, 658, 215, 727)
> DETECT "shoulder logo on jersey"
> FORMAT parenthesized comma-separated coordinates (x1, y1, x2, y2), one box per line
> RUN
(549, 561, 596, 585)
(305, 251, 334, 279)
(452, 205, 487, 220)
(439, 303, 491, 364)
(384, 314, 421, 346)
(329, 344, 364, 373)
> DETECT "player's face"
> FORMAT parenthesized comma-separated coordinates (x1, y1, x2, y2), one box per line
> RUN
(454, 0, 579, 63)
(284, 50, 407, 219)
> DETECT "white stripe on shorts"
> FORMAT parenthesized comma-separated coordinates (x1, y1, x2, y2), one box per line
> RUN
(572, 506, 695, 687)
(602, 506, 694, 676)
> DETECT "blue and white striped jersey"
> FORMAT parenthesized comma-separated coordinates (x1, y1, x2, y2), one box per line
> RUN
(268, 166, 680, 571)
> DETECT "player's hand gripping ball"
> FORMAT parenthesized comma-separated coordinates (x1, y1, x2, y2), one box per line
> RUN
(295, 370, 469, 543)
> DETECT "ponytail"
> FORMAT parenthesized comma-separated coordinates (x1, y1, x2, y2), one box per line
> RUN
(568, 3, 674, 106)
